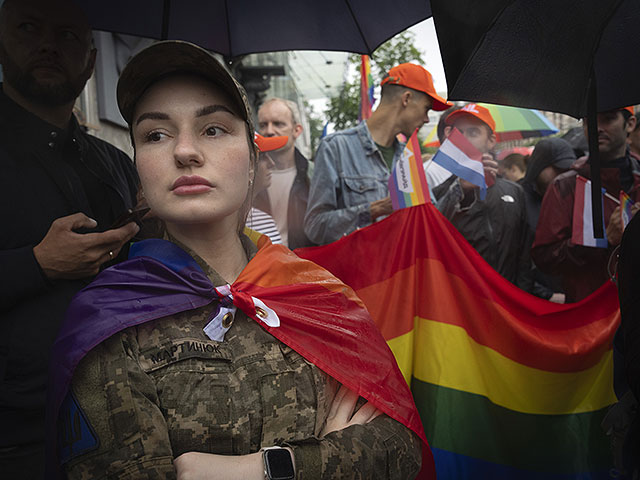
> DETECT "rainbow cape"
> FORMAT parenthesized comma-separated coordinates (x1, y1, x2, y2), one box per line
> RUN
(48, 234, 435, 478)
(297, 203, 619, 479)
(389, 130, 431, 209)
(359, 54, 374, 121)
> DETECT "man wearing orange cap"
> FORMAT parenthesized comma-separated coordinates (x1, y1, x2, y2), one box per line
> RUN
(304, 63, 451, 245)
(532, 107, 640, 302)
(437, 103, 531, 290)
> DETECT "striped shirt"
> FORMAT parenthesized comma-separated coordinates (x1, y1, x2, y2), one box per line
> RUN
(246, 208, 283, 244)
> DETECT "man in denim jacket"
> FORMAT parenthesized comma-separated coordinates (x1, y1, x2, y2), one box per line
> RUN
(304, 63, 451, 245)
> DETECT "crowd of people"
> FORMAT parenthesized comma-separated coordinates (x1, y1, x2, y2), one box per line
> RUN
(1, 0, 639, 478)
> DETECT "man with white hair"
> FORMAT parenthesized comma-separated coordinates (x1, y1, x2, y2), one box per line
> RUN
(256, 98, 313, 249)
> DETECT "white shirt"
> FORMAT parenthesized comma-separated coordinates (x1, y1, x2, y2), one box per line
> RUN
(267, 166, 296, 246)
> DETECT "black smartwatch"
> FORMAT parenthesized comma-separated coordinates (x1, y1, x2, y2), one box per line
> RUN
(261, 446, 295, 480)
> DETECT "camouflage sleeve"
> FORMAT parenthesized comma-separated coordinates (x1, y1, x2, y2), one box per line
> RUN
(286, 409, 422, 479)
(60, 331, 176, 479)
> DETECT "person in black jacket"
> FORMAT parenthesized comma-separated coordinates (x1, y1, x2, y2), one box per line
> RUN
(611, 211, 640, 478)
(437, 104, 531, 289)
(0, 1, 139, 477)
(520, 138, 575, 301)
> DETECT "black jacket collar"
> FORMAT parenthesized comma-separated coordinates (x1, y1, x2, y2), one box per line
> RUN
(0, 85, 87, 155)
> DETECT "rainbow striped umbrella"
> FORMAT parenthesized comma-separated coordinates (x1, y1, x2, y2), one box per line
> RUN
(478, 103, 558, 142)
(423, 104, 558, 147)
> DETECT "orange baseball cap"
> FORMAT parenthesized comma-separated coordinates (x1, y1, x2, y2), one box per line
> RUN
(254, 133, 287, 152)
(445, 103, 496, 133)
(381, 63, 452, 111)
(623, 106, 635, 115)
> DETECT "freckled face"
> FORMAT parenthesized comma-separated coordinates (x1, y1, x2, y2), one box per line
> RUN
(132, 75, 251, 230)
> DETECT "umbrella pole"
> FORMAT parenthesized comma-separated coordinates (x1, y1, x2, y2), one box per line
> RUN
(587, 71, 605, 239)
(161, 0, 171, 40)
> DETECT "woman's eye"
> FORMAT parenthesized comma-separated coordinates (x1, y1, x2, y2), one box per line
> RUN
(145, 131, 165, 142)
(205, 126, 222, 137)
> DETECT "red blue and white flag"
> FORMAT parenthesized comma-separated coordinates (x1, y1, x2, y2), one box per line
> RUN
(432, 127, 487, 199)
(620, 191, 633, 231)
(572, 176, 607, 248)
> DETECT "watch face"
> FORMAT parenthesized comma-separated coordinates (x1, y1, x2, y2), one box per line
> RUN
(265, 448, 295, 480)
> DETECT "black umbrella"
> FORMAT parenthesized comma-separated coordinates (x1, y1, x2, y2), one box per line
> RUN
(430, 0, 640, 237)
(77, 0, 432, 57)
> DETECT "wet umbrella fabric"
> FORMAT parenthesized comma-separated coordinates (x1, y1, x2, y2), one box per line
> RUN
(430, 0, 640, 117)
(77, 0, 432, 57)
(430, 0, 640, 237)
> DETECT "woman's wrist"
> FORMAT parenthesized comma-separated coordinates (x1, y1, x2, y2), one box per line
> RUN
(174, 451, 264, 480)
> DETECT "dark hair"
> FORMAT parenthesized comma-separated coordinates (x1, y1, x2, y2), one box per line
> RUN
(500, 153, 527, 172)
(380, 83, 406, 101)
(379, 83, 428, 105)
(436, 106, 461, 143)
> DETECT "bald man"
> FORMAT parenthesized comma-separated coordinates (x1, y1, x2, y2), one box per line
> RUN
(0, 1, 139, 476)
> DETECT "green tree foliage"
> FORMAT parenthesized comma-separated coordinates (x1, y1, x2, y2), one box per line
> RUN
(304, 100, 325, 154)
(325, 31, 425, 131)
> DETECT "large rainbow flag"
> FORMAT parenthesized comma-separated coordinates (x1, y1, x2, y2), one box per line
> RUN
(297, 203, 619, 479)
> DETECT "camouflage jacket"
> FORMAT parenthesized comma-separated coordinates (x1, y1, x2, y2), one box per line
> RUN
(60, 241, 421, 479)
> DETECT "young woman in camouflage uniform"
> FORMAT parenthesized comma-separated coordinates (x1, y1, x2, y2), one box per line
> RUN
(52, 41, 425, 480)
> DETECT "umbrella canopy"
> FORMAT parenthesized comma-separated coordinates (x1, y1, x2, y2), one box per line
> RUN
(77, 0, 432, 57)
(430, 0, 640, 118)
(479, 104, 558, 142)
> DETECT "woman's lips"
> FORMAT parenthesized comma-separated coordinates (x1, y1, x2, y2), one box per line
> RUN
(172, 175, 213, 195)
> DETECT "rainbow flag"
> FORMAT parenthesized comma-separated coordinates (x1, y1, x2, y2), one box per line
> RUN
(297, 203, 618, 479)
(388, 130, 431, 209)
(620, 191, 633, 230)
(359, 55, 375, 121)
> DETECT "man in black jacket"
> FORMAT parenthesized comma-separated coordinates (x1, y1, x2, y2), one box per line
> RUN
(256, 98, 313, 249)
(437, 104, 531, 289)
(0, 1, 139, 477)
